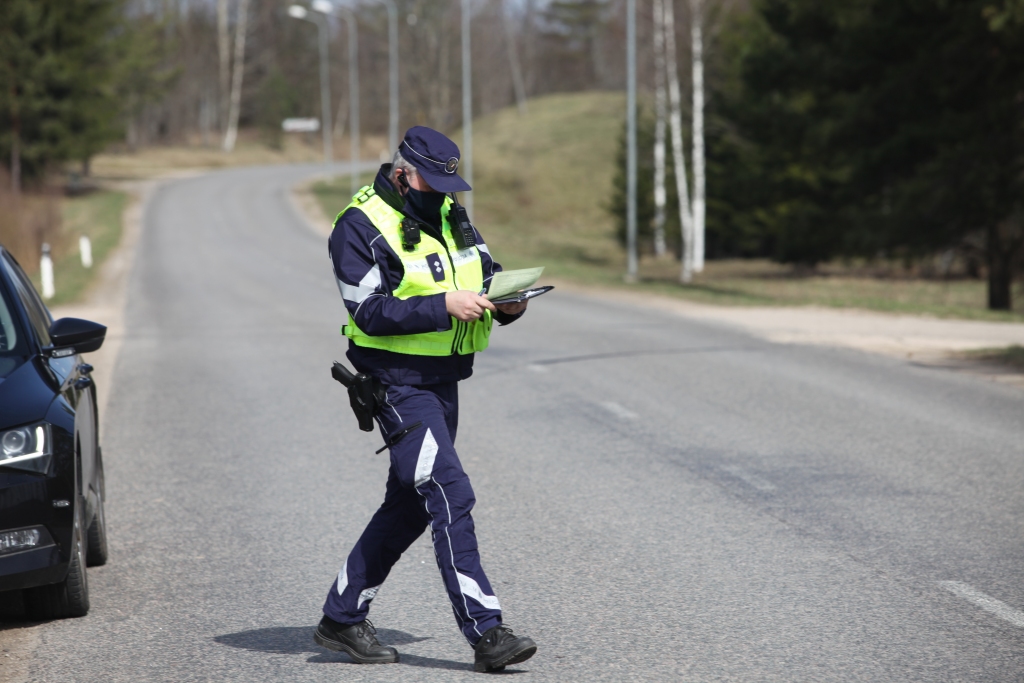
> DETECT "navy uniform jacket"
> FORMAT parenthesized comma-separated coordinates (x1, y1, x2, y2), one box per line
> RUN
(329, 164, 521, 386)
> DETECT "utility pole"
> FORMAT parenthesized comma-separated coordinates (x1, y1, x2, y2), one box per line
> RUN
(217, 0, 230, 132)
(341, 8, 360, 193)
(369, 0, 400, 153)
(289, 5, 333, 166)
(319, 2, 362, 193)
(461, 0, 474, 218)
(625, 0, 638, 282)
(690, 0, 706, 272)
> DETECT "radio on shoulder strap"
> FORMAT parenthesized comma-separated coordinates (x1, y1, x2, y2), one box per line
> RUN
(446, 194, 476, 250)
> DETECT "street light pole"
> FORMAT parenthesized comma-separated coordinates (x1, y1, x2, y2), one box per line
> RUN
(289, 5, 333, 166)
(368, 0, 399, 153)
(315, 0, 362, 193)
(339, 8, 361, 194)
(625, 0, 638, 282)
(461, 0, 473, 218)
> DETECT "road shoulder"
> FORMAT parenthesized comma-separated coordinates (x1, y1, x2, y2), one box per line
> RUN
(563, 281, 1024, 386)
(289, 173, 337, 238)
(0, 172, 196, 682)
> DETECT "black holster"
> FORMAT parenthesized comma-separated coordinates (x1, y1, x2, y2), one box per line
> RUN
(331, 362, 386, 432)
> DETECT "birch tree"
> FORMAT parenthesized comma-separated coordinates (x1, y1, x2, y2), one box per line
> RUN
(663, 0, 695, 282)
(222, 0, 249, 152)
(651, 0, 668, 257)
(503, 0, 529, 115)
(690, 0, 706, 271)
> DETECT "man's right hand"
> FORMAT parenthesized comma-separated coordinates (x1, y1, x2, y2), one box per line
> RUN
(446, 290, 496, 322)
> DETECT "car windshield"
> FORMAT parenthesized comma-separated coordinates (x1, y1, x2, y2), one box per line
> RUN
(0, 264, 29, 378)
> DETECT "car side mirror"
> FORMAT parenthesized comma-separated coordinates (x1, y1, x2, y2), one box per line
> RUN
(44, 318, 107, 357)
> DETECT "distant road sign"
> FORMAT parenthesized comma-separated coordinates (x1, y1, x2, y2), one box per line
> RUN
(282, 118, 321, 133)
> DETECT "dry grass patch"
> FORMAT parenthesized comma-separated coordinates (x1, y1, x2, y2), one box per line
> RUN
(43, 190, 128, 306)
(962, 345, 1024, 370)
(91, 131, 389, 180)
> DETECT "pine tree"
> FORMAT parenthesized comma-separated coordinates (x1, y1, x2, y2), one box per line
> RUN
(115, 11, 180, 151)
(541, 0, 610, 90)
(0, 0, 122, 187)
(718, 0, 1024, 309)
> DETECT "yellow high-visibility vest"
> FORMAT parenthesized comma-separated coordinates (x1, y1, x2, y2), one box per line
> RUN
(339, 185, 492, 356)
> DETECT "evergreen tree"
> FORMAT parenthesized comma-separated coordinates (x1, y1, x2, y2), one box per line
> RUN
(0, 0, 123, 187)
(717, 0, 1024, 309)
(114, 11, 180, 152)
(540, 0, 610, 91)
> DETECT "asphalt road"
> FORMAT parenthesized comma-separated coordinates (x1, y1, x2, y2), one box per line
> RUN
(4, 164, 1024, 681)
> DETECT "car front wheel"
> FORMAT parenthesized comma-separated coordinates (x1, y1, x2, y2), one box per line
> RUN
(87, 453, 108, 567)
(24, 500, 90, 619)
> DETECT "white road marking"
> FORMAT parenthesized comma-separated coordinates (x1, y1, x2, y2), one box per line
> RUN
(599, 402, 638, 420)
(938, 581, 1024, 629)
(526, 364, 548, 373)
(721, 465, 776, 492)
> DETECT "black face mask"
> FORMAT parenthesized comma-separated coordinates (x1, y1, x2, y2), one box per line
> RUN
(404, 187, 446, 226)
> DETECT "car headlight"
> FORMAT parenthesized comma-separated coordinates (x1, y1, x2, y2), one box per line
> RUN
(0, 526, 55, 556)
(0, 423, 52, 474)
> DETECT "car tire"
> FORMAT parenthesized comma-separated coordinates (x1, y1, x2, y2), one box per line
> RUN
(24, 500, 90, 619)
(87, 454, 108, 567)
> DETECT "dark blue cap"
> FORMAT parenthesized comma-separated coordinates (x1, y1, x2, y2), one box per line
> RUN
(400, 126, 471, 193)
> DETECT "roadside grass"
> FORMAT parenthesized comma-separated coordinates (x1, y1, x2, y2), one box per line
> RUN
(29, 190, 128, 306)
(962, 344, 1024, 369)
(308, 91, 1024, 321)
(466, 92, 627, 277)
(311, 171, 379, 224)
(618, 258, 1024, 321)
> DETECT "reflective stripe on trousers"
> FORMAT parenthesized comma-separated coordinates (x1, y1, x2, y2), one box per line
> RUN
(322, 382, 502, 645)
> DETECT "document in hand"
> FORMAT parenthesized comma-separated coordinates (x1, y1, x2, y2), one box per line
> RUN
(485, 267, 553, 304)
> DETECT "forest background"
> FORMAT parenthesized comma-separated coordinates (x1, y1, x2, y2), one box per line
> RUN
(1, 0, 1022, 312)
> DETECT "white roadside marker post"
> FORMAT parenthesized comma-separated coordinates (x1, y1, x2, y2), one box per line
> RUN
(79, 235, 93, 268)
(41, 243, 55, 300)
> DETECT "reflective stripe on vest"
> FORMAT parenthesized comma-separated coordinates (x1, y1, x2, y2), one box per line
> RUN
(339, 185, 492, 356)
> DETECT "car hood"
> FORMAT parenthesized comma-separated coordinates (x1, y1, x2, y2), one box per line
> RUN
(0, 358, 55, 429)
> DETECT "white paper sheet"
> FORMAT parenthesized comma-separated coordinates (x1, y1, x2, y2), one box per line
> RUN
(485, 267, 545, 301)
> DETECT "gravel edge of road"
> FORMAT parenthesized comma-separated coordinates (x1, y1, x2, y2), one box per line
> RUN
(290, 174, 339, 239)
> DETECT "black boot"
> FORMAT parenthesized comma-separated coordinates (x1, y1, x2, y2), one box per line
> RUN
(473, 625, 537, 672)
(314, 616, 399, 664)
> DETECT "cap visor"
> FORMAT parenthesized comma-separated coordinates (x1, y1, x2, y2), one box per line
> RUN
(421, 170, 472, 193)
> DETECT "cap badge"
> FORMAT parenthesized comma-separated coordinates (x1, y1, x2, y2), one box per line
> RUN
(445, 157, 459, 174)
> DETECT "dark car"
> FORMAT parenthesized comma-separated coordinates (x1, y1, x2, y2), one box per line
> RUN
(0, 246, 108, 619)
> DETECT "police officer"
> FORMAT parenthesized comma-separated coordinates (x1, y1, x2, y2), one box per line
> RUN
(314, 126, 538, 672)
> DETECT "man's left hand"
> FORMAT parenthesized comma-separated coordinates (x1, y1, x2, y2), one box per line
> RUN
(494, 301, 528, 316)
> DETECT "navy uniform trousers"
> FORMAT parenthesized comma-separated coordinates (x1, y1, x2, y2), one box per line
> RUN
(322, 381, 503, 645)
